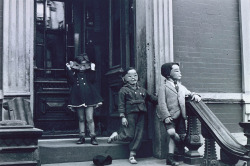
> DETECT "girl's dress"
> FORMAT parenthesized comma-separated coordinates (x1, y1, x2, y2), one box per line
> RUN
(67, 68, 103, 110)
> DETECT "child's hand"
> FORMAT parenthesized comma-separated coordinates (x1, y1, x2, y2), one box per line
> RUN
(90, 63, 95, 71)
(95, 102, 102, 108)
(122, 117, 128, 127)
(164, 117, 173, 124)
(66, 63, 71, 70)
(191, 94, 201, 102)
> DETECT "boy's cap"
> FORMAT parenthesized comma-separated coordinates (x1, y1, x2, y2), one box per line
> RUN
(93, 155, 112, 166)
(161, 62, 179, 78)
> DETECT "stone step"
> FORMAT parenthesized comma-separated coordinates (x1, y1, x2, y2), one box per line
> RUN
(38, 137, 152, 164)
(0, 161, 37, 166)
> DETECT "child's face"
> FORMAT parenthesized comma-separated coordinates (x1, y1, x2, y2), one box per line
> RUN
(170, 64, 182, 80)
(123, 69, 138, 85)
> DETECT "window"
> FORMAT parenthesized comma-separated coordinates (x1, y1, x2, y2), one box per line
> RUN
(35, 0, 74, 79)
(109, 0, 134, 70)
(110, 0, 121, 67)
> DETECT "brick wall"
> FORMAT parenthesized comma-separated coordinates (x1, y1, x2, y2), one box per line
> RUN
(207, 103, 243, 133)
(173, 0, 242, 93)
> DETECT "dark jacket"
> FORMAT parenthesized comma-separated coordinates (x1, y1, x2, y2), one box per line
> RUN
(67, 68, 103, 106)
(118, 83, 158, 115)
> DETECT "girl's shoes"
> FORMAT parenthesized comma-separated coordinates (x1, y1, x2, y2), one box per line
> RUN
(107, 132, 118, 143)
(76, 136, 85, 144)
(77, 136, 98, 145)
(91, 137, 98, 145)
(129, 156, 137, 164)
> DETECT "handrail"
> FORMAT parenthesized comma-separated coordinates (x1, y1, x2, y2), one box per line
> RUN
(186, 99, 250, 160)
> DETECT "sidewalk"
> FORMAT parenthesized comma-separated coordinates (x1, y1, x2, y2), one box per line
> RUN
(41, 133, 248, 166)
(42, 157, 166, 166)
(41, 157, 247, 166)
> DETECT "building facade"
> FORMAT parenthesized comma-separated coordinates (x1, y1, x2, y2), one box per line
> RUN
(0, 0, 249, 157)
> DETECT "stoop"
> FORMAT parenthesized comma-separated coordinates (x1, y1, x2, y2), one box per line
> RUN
(38, 137, 152, 164)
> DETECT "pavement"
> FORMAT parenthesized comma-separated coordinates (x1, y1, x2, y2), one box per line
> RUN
(41, 157, 247, 166)
(41, 133, 248, 166)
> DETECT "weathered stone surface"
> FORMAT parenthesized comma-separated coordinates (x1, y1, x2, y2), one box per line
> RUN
(0, 125, 43, 166)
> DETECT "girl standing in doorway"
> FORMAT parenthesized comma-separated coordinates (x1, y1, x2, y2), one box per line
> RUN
(66, 54, 103, 145)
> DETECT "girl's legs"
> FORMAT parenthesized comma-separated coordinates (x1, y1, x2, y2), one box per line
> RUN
(77, 107, 85, 137)
(85, 106, 95, 136)
(76, 107, 85, 144)
(85, 106, 98, 145)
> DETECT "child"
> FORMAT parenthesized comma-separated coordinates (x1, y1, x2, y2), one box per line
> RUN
(157, 63, 201, 166)
(66, 54, 103, 145)
(107, 67, 158, 164)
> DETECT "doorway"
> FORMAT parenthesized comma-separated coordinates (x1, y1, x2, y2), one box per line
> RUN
(34, 0, 134, 137)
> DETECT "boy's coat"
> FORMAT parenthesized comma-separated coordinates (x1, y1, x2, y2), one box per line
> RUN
(157, 81, 193, 121)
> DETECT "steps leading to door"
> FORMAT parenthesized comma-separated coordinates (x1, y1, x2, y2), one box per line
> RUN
(39, 137, 152, 164)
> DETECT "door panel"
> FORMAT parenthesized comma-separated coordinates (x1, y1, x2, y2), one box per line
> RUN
(34, 0, 77, 136)
(105, 0, 135, 133)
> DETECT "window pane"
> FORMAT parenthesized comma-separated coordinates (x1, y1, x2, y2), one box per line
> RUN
(46, 1, 65, 30)
(46, 32, 65, 69)
(36, 1, 44, 28)
(36, 30, 44, 44)
(36, 46, 44, 68)
(35, 0, 73, 79)
(112, 0, 121, 66)
(67, 47, 75, 62)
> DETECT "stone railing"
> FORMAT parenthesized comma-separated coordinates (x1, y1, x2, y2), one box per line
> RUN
(177, 99, 250, 166)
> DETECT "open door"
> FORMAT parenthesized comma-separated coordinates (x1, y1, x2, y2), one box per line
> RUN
(34, 0, 135, 137)
(34, 0, 77, 136)
(105, 0, 135, 133)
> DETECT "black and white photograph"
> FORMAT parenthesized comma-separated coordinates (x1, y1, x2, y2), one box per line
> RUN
(0, 0, 249, 165)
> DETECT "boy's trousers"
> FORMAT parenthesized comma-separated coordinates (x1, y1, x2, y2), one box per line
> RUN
(117, 112, 145, 153)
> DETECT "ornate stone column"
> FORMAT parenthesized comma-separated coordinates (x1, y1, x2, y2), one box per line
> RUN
(184, 104, 203, 164)
(200, 125, 219, 166)
(240, 0, 250, 122)
(2, 0, 34, 116)
(145, 0, 174, 158)
(239, 122, 250, 166)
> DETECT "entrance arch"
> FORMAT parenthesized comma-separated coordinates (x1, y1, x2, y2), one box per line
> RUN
(34, 0, 135, 137)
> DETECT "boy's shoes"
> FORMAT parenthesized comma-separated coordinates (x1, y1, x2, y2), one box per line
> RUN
(166, 153, 179, 166)
(107, 132, 118, 143)
(91, 136, 98, 145)
(129, 156, 137, 164)
(76, 136, 85, 144)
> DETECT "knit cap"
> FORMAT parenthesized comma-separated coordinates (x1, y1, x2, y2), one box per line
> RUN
(93, 155, 112, 166)
(161, 62, 179, 78)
